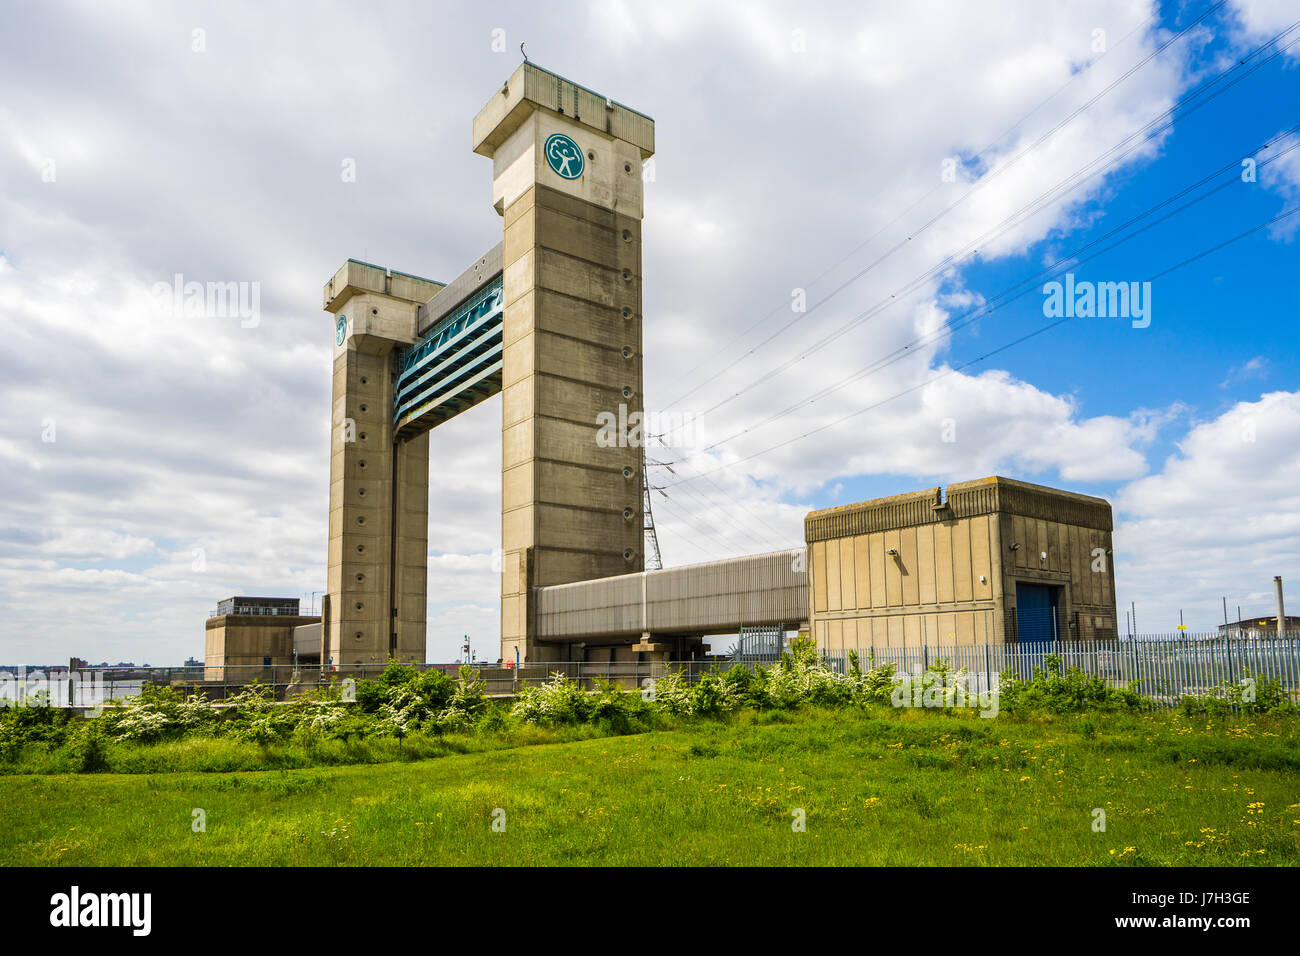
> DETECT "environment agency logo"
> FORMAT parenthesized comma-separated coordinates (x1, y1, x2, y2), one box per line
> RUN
(336, 314, 347, 345)
(544, 132, 584, 179)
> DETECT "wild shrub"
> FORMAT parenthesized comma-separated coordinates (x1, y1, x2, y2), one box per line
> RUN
(688, 673, 737, 717)
(436, 665, 487, 731)
(589, 680, 654, 733)
(69, 718, 110, 772)
(847, 650, 898, 705)
(511, 673, 593, 725)
(719, 665, 768, 709)
(103, 684, 199, 743)
(648, 669, 693, 717)
(225, 684, 297, 744)
(0, 702, 72, 760)
(764, 637, 855, 708)
(1178, 670, 1294, 717)
(998, 654, 1148, 714)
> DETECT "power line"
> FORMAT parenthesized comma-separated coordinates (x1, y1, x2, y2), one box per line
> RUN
(675, 23, 1300, 422)
(658, 4, 1165, 403)
(656, 463, 791, 552)
(689, 128, 1300, 455)
(660, 203, 1300, 489)
(661, 1, 1236, 412)
(653, 440, 795, 548)
(647, 462, 779, 555)
(648, 491, 759, 560)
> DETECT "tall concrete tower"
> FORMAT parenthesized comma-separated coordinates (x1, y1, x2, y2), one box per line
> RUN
(473, 65, 655, 664)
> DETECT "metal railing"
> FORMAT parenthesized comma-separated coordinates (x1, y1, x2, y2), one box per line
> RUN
(6, 634, 1299, 708)
(822, 633, 1300, 703)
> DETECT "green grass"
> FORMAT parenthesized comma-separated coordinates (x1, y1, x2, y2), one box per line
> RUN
(3, 707, 1297, 866)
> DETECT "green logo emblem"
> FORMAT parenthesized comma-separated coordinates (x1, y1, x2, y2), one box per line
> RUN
(336, 315, 347, 346)
(544, 133, 584, 179)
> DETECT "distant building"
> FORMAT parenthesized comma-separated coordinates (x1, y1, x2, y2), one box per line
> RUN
(1219, 616, 1300, 638)
(205, 596, 319, 681)
(213, 596, 301, 617)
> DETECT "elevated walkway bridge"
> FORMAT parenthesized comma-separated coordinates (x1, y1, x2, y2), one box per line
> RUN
(534, 548, 808, 643)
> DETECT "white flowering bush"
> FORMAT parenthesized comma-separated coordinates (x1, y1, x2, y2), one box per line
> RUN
(174, 691, 219, 731)
(380, 686, 423, 739)
(109, 706, 172, 743)
(294, 698, 348, 737)
(511, 673, 592, 724)
(227, 684, 295, 744)
(647, 669, 693, 717)
(762, 639, 857, 708)
(105, 684, 207, 742)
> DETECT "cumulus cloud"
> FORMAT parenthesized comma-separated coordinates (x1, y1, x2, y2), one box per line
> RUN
(1115, 390, 1300, 629)
(1227, 0, 1300, 61)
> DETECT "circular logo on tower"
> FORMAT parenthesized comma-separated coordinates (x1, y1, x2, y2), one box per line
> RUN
(336, 314, 347, 346)
(544, 133, 584, 180)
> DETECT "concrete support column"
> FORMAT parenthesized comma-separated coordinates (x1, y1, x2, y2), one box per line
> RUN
(474, 64, 655, 664)
(322, 261, 441, 671)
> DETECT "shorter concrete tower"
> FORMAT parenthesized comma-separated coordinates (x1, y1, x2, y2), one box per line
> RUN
(321, 263, 443, 668)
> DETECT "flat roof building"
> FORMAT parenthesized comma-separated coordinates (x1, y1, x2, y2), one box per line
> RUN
(1219, 616, 1300, 638)
(805, 476, 1117, 650)
(213, 596, 301, 617)
(205, 597, 319, 682)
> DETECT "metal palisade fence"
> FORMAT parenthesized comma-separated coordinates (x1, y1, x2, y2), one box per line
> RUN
(4, 634, 1299, 707)
(820, 633, 1300, 704)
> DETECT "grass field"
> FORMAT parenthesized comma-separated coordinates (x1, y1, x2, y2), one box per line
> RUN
(3, 707, 1298, 866)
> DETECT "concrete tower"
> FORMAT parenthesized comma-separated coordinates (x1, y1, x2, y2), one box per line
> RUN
(473, 65, 655, 663)
(321, 263, 443, 668)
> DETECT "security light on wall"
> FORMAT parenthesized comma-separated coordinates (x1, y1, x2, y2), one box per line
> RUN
(886, 548, 898, 555)
(1008, 542, 1022, 551)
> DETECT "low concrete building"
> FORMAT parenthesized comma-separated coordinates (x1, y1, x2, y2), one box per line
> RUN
(204, 597, 320, 681)
(805, 476, 1117, 650)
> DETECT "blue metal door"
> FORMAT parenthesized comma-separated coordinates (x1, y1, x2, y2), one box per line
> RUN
(1016, 583, 1056, 646)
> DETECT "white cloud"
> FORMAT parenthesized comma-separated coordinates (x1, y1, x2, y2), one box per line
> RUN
(1114, 390, 1300, 629)
(1228, 0, 1300, 60)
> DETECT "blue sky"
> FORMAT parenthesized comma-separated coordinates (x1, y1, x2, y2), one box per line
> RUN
(1, 0, 1298, 664)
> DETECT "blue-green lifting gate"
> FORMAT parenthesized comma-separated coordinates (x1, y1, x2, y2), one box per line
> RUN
(394, 249, 504, 439)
